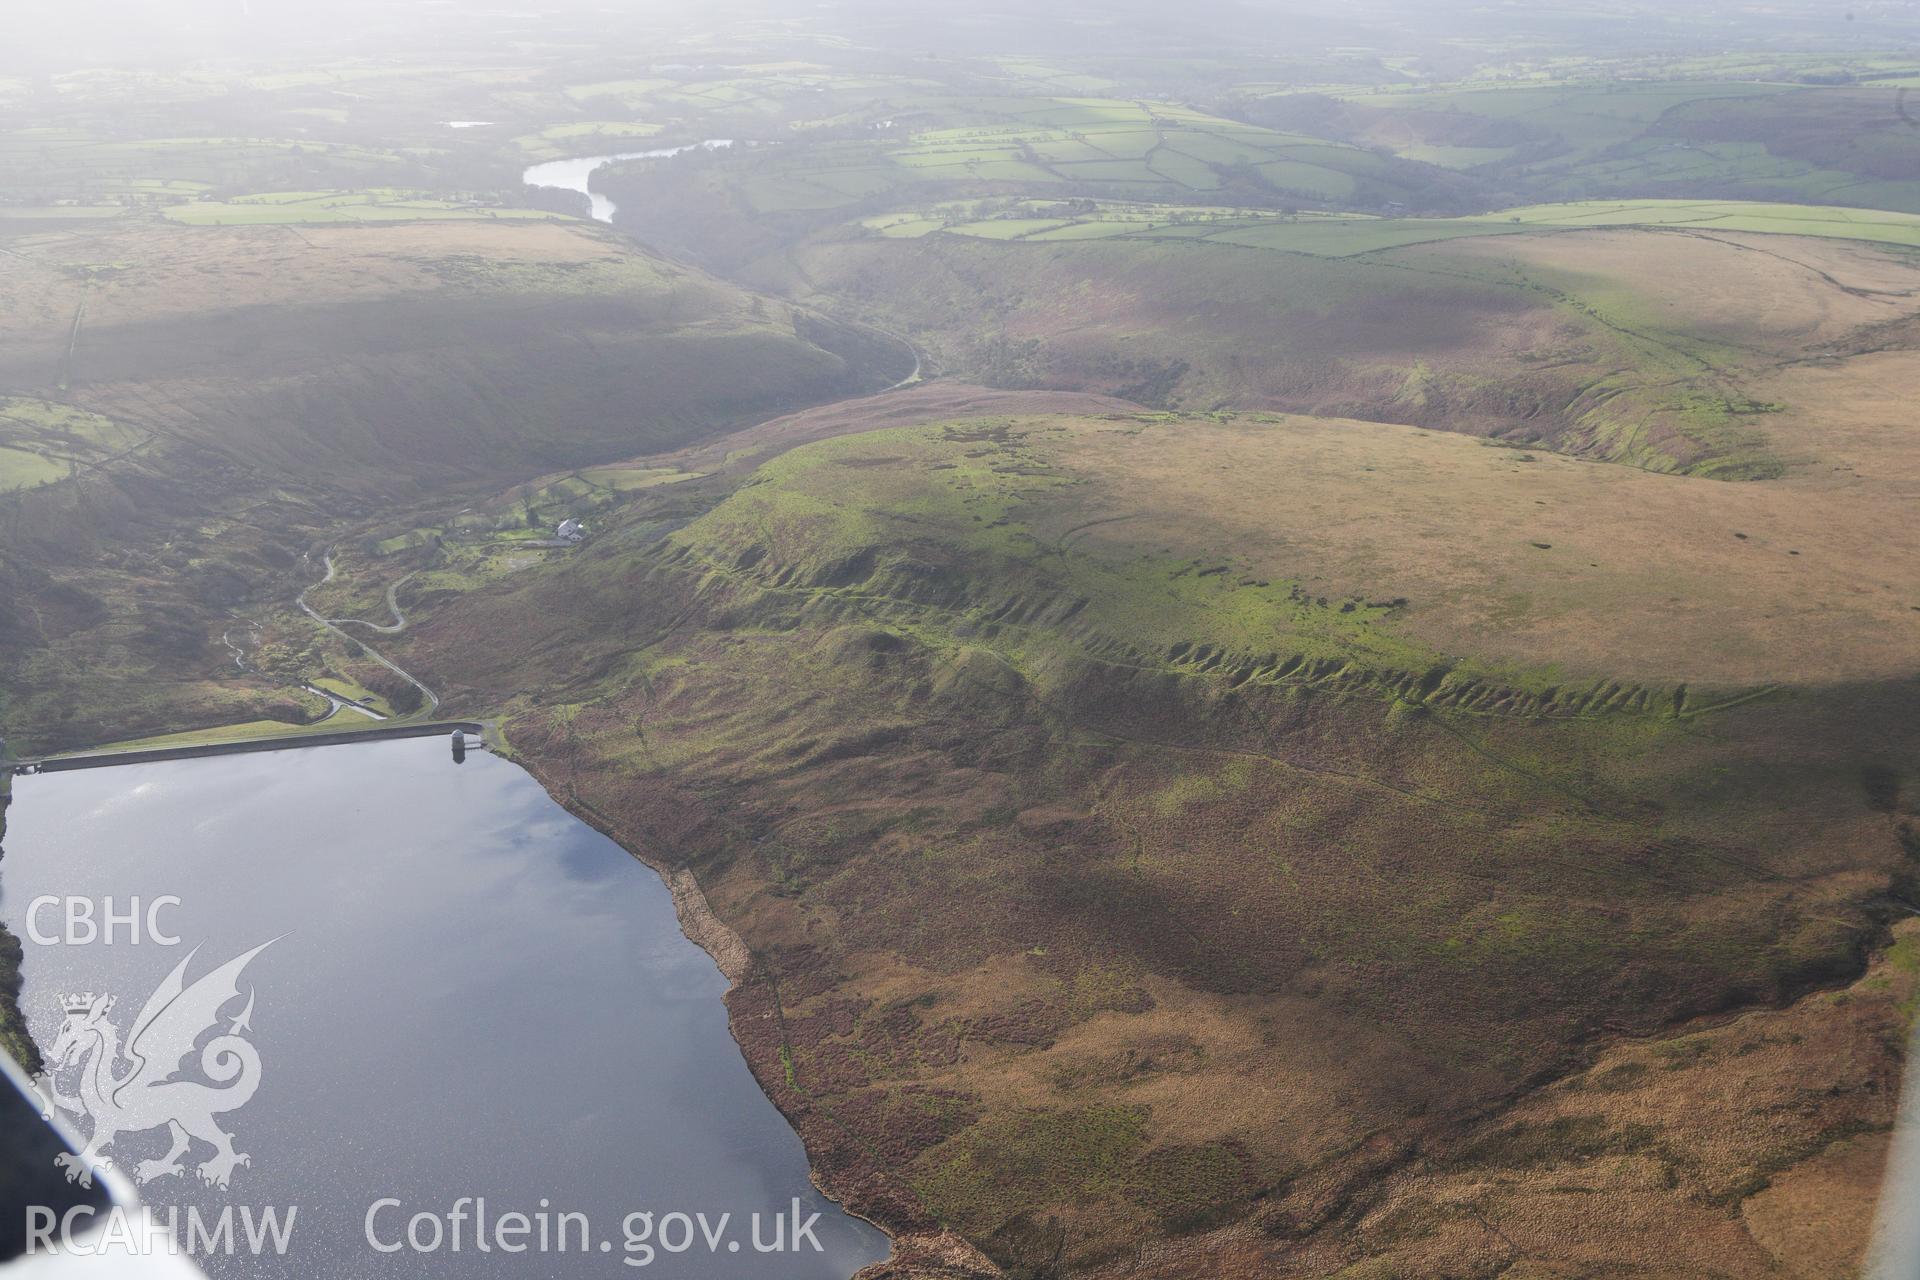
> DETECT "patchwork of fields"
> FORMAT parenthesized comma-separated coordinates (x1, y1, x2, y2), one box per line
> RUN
(603, 96, 1434, 222)
(857, 195, 1920, 255)
(0, 128, 411, 203)
(163, 189, 565, 224)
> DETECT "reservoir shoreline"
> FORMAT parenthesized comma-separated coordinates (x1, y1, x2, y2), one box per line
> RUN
(508, 745, 997, 1280)
(1, 729, 933, 1276)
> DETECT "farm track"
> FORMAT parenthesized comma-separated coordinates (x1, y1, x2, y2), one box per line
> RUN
(1662, 227, 1920, 301)
(1055, 512, 1145, 554)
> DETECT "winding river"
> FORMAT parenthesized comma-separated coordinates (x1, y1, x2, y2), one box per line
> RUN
(0, 738, 887, 1276)
(522, 141, 732, 224)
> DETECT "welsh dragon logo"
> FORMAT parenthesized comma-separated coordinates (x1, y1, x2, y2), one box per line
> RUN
(32, 941, 275, 1190)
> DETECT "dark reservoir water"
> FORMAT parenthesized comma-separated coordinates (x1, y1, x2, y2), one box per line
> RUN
(0, 738, 887, 1277)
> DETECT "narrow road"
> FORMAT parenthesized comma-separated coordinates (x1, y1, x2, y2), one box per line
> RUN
(222, 621, 384, 723)
(297, 553, 440, 716)
(322, 570, 417, 634)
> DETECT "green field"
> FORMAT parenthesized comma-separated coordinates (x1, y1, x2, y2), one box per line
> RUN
(0, 204, 127, 221)
(0, 399, 146, 491)
(0, 129, 410, 202)
(576, 464, 704, 492)
(857, 195, 1920, 257)
(1468, 199, 1920, 246)
(165, 190, 567, 225)
(69, 713, 358, 756)
(513, 121, 667, 160)
(310, 675, 397, 717)
(561, 61, 935, 123)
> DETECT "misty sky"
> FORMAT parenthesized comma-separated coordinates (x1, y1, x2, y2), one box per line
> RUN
(4, 0, 1909, 74)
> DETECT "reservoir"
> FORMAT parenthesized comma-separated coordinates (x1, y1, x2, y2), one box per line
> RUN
(522, 141, 732, 223)
(0, 738, 887, 1277)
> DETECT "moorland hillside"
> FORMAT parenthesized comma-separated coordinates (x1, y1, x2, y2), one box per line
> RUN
(765, 223, 1920, 482)
(0, 218, 909, 751)
(390, 399, 1920, 1278)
